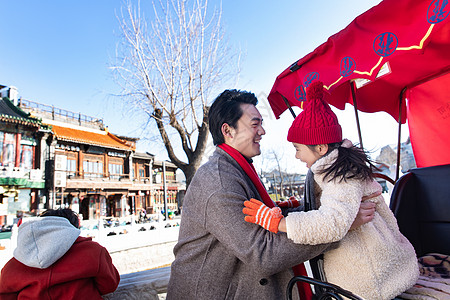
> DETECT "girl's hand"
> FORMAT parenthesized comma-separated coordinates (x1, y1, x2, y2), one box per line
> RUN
(243, 198, 283, 233)
(349, 201, 376, 230)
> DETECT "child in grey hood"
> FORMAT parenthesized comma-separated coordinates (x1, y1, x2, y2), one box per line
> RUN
(0, 209, 120, 299)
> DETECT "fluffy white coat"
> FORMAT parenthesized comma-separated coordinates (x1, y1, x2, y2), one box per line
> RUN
(285, 146, 419, 300)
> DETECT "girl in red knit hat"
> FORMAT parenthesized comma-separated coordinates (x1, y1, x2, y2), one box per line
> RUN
(243, 81, 419, 300)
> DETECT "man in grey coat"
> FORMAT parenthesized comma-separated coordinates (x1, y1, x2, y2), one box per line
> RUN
(167, 89, 375, 299)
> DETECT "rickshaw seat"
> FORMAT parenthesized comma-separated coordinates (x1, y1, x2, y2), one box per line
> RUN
(287, 164, 450, 300)
(389, 164, 450, 257)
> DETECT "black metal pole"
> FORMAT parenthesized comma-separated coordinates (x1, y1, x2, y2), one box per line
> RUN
(395, 89, 406, 181)
(350, 81, 364, 150)
(282, 96, 297, 118)
(163, 161, 168, 220)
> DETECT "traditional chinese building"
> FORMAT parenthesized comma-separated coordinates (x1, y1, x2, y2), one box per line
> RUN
(16, 95, 182, 221)
(0, 86, 46, 226)
(49, 122, 136, 220)
(129, 151, 155, 214)
(151, 160, 181, 214)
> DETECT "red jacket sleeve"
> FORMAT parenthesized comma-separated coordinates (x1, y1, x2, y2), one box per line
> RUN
(0, 260, 19, 300)
(95, 247, 120, 295)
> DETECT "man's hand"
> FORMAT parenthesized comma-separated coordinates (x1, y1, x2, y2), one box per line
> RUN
(349, 199, 377, 230)
(276, 196, 301, 208)
(243, 198, 283, 233)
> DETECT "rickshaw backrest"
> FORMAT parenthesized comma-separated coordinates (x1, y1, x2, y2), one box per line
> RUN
(390, 164, 450, 257)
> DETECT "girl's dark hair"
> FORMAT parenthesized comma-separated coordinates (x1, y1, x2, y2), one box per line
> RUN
(208, 89, 258, 145)
(40, 208, 80, 229)
(311, 141, 378, 182)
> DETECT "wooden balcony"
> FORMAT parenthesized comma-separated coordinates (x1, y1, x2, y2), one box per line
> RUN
(59, 171, 178, 191)
(63, 172, 133, 190)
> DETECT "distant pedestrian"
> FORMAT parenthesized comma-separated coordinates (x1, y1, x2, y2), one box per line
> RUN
(0, 208, 120, 299)
(15, 211, 23, 227)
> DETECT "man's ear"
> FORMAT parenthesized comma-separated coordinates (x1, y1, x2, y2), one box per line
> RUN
(221, 123, 234, 140)
(317, 144, 329, 155)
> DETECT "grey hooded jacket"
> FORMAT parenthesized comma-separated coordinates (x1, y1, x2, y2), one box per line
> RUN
(14, 217, 80, 268)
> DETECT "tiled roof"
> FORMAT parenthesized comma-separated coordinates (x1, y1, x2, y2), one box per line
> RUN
(134, 152, 155, 160)
(51, 125, 135, 151)
(153, 160, 177, 168)
(0, 97, 41, 127)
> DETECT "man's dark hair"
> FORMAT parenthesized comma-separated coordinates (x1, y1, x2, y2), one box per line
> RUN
(208, 89, 258, 145)
(40, 209, 80, 229)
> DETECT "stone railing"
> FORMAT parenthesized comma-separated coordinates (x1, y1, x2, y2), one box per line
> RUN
(99, 221, 178, 299)
(103, 267, 170, 300)
(91, 220, 179, 275)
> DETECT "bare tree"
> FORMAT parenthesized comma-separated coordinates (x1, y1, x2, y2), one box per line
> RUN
(111, 0, 240, 186)
(267, 148, 287, 198)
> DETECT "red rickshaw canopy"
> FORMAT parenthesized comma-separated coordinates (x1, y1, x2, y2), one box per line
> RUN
(268, 0, 450, 167)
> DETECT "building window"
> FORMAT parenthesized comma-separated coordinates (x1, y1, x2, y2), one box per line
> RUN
(137, 162, 146, 179)
(109, 163, 123, 180)
(83, 154, 104, 178)
(166, 171, 175, 181)
(66, 152, 77, 178)
(83, 161, 103, 178)
(109, 157, 124, 180)
(67, 159, 76, 177)
(0, 133, 16, 167)
(19, 144, 33, 170)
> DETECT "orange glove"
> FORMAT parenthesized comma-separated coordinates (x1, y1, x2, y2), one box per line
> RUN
(243, 198, 283, 233)
(276, 196, 300, 208)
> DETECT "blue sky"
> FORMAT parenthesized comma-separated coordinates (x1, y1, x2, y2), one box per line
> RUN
(2, 0, 407, 172)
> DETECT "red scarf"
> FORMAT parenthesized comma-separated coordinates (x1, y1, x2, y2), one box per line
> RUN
(218, 143, 312, 300)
